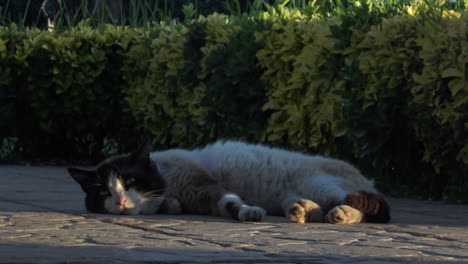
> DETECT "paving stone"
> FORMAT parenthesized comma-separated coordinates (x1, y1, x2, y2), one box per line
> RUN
(0, 165, 467, 263)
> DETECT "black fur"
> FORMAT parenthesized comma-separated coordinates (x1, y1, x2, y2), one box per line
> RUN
(225, 201, 242, 220)
(345, 191, 391, 223)
(68, 140, 166, 214)
(68, 167, 108, 213)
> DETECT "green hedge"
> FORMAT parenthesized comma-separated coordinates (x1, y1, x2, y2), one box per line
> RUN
(1, 5, 467, 200)
(0, 25, 142, 161)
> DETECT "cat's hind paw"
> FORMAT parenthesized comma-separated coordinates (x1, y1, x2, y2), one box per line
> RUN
(288, 199, 322, 224)
(325, 205, 363, 224)
(238, 205, 266, 222)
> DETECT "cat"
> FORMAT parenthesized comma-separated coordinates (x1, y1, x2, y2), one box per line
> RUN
(68, 140, 390, 224)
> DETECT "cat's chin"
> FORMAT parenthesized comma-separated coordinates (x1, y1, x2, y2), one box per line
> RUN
(104, 198, 142, 215)
(104, 204, 141, 215)
(119, 208, 140, 215)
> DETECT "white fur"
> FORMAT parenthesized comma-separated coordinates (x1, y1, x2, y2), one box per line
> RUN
(326, 205, 363, 224)
(104, 175, 142, 215)
(108, 174, 125, 195)
(150, 141, 377, 217)
(301, 175, 348, 203)
(238, 205, 266, 222)
(217, 193, 266, 221)
(217, 193, 245, 217)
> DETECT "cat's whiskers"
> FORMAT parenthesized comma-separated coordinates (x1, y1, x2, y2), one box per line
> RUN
(141, 191, 164, 198)
(143, 196, 165, 201)
(140, 190, 166, 200)
(143, 189, 164, 194)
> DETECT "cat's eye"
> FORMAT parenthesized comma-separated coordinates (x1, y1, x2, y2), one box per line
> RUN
(99, 191, 109, 196)
(126, 177, 135, 185)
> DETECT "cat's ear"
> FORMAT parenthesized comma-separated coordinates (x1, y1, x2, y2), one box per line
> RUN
(129, 139, 152, 164)
(68, 168, 97, 193)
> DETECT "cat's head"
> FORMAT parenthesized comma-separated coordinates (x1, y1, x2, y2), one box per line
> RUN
(68, 141, 165, 215)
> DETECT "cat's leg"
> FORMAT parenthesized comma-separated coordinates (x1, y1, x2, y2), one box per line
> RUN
(292, 175, 352, 224)
(325, 205, 363, 224)
(281, 194, 323, 223)
(325, 191, 391, 224)
(217, 193, 267, 222)
(157, 154, 266, 222)
(141, 196, 182, 215)
(344, 191, 390, 223)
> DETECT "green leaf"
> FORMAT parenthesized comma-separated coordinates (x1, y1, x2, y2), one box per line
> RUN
(448, 79, 465, 97)
(441, 68, 463, 78)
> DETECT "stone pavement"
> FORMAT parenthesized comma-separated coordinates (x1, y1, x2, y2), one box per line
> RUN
(0, 165, 467, 264)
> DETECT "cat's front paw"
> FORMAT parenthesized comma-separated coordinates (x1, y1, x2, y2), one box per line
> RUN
(288, 199, 322, 224)
(238, 205, 266, 222)
(165, 197, 182, 214)
(325, 205, 363, 224)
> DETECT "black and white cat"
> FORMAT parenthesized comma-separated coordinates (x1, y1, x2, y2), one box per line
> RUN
(68, 140, 390, 224)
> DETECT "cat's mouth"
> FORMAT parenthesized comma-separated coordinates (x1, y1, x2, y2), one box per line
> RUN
(120, 209, 130, 215)
(119, 207, 138, 215)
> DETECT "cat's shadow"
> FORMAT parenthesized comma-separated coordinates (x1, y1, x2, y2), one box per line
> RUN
(82, 210, 468, 228)
(69, 197, 468, 227)
(83, 213, 289, 225)
(17, 199, 468, 228)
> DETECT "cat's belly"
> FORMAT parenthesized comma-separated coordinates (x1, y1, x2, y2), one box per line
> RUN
(193, 141, 377, 215)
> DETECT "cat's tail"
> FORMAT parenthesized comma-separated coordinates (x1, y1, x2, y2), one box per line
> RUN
(344, 191, 391, 223)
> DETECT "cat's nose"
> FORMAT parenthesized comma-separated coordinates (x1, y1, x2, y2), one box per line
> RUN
(117, 196, 127, 206)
